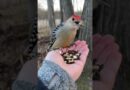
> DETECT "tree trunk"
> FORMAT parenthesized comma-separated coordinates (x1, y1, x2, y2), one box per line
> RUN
(59, 0, 63, 22)
(76, 1, 92, 90)
(79, 0, 92, 50)
(60, 0, 74, 20)
(47, 0, 55, 31)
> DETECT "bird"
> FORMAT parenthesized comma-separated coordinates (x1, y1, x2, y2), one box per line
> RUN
(47, 14, 83, 51)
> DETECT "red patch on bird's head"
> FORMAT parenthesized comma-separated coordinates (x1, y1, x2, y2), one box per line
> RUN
(72, 14, 81, 20)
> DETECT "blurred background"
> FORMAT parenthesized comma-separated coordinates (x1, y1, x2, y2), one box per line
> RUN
(0, 0, 37, 89)
(93, 0, 130, 90)
(0, 0, 130, 90)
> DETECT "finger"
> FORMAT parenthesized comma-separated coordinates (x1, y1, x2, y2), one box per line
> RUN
(75, 40, 86, 47)
(80, 45, 89, 64)
(100, 51, 122, 88)
(93, 34, 102, 47)
(96, 43, 119, 65)
(75, 40, 82, 45)
(93, 35, 115, 59)
(66, 40, 82, 51)
(93, 81, 111, 90)
(78, 44, 88, 53)
(103, 35, 115, 41)
(75, 41, 87, 51)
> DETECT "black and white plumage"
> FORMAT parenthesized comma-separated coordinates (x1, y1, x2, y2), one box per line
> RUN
(47, 22, 64, 51)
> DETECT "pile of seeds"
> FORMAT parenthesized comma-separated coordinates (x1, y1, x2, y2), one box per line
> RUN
(61, 50, 81, 64)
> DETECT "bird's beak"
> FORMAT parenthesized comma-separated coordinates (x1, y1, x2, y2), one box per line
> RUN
(79, 20, 85, 27)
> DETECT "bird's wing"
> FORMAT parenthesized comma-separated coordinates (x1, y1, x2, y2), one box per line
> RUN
(47, 22, 64, 51)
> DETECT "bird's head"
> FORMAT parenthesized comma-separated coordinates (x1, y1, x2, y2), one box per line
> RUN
(65, 14, 83, 30)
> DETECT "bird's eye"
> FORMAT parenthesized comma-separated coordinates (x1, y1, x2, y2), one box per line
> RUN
(72, 18, 75, 21)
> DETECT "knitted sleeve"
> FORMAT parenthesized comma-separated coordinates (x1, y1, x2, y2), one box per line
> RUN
(38, 60, 77, 90)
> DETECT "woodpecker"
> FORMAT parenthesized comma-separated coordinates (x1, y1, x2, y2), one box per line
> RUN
(48, 14, 83, 51)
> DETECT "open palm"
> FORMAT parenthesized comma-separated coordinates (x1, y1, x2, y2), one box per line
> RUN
(93, 34, 122, 90)
(45, 40, 89, 81)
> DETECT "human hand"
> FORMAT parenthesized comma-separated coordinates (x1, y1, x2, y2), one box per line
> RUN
(45, 40, 89, 81)
(93, 34, 122, 90)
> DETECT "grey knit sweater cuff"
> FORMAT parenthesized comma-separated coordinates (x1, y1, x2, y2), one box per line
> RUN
(38, 60, 77, 90)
